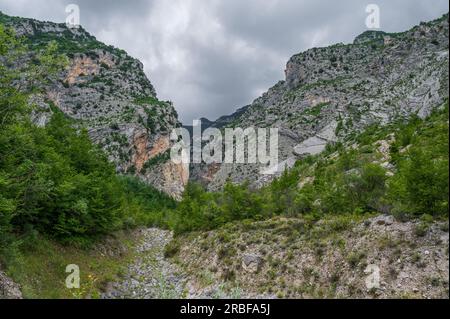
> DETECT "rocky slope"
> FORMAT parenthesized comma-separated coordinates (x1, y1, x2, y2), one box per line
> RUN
(0, 12, 188, 198)
(174, 215, 449, 299)
(192, 14, 449, 190)
(99, 214, 448, 299)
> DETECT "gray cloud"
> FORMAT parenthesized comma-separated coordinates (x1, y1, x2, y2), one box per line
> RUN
(0, 0, 448, 122)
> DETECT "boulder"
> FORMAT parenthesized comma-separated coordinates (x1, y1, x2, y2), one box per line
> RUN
(242, 254, 263, 273)
(373, 215, 395, 226)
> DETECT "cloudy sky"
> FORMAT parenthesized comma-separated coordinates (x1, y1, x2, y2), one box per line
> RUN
(0, 0, 448, 123)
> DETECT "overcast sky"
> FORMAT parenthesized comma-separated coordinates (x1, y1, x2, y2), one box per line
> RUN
(0, 1, 448, 123)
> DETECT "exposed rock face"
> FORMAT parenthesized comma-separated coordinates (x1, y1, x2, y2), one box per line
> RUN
(192, 14, 449, 191)
(0, 12, 187, 198)
(0, 271, 22, 299)
(144, 161, 190, 201)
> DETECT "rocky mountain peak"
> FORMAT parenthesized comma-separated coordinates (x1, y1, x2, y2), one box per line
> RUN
(191, 13, 449, 190)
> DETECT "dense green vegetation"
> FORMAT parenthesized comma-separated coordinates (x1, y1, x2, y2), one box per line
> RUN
(133, 95, 167, 107)
(0, 24, 174, 266)
(168, 103, 449, 234)
(141, 150, 171, 174)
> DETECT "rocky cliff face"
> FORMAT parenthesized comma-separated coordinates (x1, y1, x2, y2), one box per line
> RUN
(193, 14, 449, 191)
(0, 12, 188, 198)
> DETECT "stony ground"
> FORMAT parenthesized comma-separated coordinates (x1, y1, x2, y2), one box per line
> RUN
(102, 228, 186, 299)
(0, 270, 22, 299)
(102, 215, 449, 299)
(102, 228, 265, 299)
(175, 215, 449, 299)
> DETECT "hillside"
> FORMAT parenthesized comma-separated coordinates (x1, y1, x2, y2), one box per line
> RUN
(168, 104, 449, 299)
(2, 102, 448, 298)
(0, 11, 187, 198)
(0, 13, 178, 298)
(192, 14, 449, 191)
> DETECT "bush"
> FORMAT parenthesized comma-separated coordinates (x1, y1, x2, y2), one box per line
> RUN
(390, 148, 448, 216)
(0, 186, 15, 257)
(164, 239, 180, 258)
(171, 104, 448, 234)
(388, 105, 449, 217)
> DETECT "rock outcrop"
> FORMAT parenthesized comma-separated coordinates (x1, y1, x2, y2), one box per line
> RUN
(0, 271, 22, 299)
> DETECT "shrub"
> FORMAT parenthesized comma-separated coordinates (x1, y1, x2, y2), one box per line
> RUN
(388, 106, 449, 217)
(164, 239, 180, 258)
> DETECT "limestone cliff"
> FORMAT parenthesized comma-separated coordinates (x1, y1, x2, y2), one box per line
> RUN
(0, 12, 188, 198)
(192, 14, 449, 190)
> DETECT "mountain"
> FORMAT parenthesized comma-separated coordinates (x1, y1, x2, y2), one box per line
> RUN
(192, 14, 449, 190)
(182, 117, 214, 136)
(3, 12, 447, 196)
(209, 105, 251, 128)
(0, 11, 188, 198)
(1, 11, 448, 300)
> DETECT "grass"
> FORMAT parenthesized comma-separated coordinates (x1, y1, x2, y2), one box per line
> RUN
(133, 96, 167, 107)
(5, 231, 137, 299)
(347, 251, 367, 268)
(304, 102, 330, 117)
(142, 150, 171, 173)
